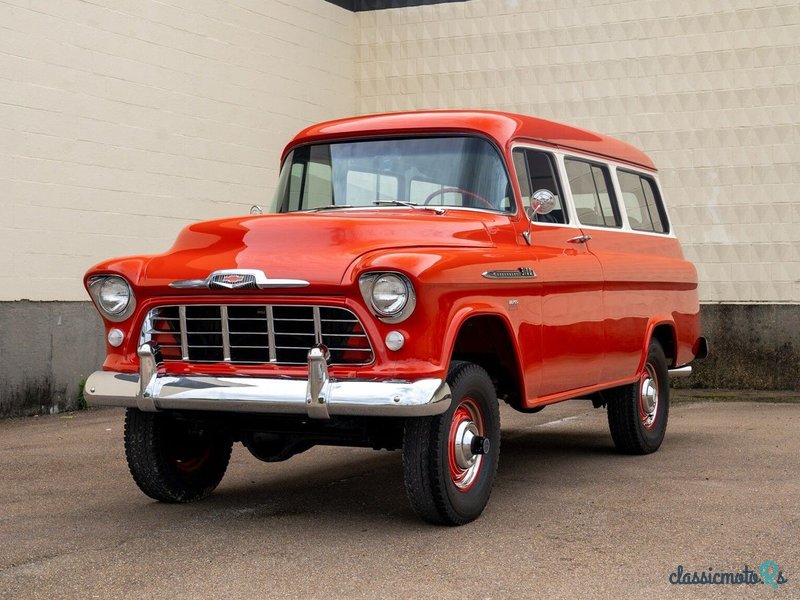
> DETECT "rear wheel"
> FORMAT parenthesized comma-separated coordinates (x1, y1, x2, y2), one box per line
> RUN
(124, 409, 233, 502)
(607, 339, 669, 454)
(402, 361, 500, 525)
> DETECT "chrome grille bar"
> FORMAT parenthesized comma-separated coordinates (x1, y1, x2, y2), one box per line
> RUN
(141, 304, 373, 366)
(266, 305, 277, 363)
(178, 306, 189, 360)
(312, 306, 322, 346)
(220, 305, 231, 362)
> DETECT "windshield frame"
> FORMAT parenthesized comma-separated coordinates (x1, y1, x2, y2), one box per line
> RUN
(271, 133, 518, 217)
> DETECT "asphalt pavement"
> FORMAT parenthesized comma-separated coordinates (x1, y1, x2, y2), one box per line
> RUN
(0, 397, 797, 599)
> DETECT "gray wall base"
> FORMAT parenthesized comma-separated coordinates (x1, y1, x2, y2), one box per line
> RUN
(674, 304, 800, 391)
(0, 301, 104, 418)
(0, 302, 797, 418)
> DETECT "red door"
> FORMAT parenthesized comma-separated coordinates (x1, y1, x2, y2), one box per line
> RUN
(526, 223, 605, 397)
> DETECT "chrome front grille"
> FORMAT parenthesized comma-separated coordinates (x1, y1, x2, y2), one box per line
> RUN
(140, 305, 373, 365)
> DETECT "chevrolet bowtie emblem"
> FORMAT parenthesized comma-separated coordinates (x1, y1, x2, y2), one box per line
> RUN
(220, 274, 246, 285)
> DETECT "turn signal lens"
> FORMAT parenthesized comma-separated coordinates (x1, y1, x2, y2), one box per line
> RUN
(107, 328, 125, 347)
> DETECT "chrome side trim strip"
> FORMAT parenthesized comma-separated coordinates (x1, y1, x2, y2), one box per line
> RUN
(668, 366, 692, 378)
(482, 267, 537, 280)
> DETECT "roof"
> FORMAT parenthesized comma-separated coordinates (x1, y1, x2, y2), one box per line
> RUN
(284, 110, 656, 171)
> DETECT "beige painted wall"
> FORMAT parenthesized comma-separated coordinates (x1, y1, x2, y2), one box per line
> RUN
(0, 0, 355, 301)
(357, 0, 800, 303)
(2, 0, 798, 304)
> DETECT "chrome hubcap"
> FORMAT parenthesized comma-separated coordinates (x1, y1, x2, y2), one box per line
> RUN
(640, 365, 659, 429)
(448, 398, 486, 492)
(453, 421, 480, 470)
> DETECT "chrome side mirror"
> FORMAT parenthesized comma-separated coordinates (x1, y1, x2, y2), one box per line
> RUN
(522, 189, 556, 245)
(530, 189, 556, 215)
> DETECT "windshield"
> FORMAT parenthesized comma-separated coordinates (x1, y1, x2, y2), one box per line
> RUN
(269, 136, 514, 213)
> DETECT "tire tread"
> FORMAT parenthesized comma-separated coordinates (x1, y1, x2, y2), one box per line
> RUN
(607, 340, 669, 455)
(124, 409, 232, 503)
(403, 361, 500, 526)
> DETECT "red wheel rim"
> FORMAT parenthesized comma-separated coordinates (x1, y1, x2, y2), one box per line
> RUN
(447, 397, 485, 492)
(171, 442, 213, 473)
(638, 363, 659, 430)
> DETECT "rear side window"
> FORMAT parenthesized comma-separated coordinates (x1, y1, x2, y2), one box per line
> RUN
(617, 170, 669, 233)
(564, 158, 621, 228)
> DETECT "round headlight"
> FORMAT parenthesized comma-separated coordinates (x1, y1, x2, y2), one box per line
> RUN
(98, 277, 131, 316)
(371, 274, 409, 316)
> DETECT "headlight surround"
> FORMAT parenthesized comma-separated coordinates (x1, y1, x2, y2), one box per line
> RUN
(88, 275, 136, 322)
(359, 272, 416, 324)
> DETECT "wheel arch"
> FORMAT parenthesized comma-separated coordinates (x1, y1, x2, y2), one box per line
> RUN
(444, 310, 526, 410)
(643, 319, 678, 370)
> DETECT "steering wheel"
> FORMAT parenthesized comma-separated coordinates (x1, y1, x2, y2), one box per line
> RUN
(423, 187, 494, 210)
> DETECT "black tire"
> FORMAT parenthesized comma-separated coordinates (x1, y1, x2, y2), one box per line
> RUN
(607, 339, 669, 454)
(124, 408, 233, 503)
(402, 361, 501, 526)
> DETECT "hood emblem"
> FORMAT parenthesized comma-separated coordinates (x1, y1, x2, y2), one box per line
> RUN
(170, 269, 309, 290)
(212, 273, 256, 289)
(482, 267, 537, 280)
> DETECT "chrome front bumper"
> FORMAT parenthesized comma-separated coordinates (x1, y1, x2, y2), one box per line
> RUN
(84, 343, 451, 420)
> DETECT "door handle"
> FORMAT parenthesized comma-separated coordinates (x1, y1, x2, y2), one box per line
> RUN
(567, 234, 592, 244)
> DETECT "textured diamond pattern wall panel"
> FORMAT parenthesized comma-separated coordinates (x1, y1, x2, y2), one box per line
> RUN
(356, 0, 800, 303)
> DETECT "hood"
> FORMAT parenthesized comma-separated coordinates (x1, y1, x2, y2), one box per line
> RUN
(141, 210, 495, 290)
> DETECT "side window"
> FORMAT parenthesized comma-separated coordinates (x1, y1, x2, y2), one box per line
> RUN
(617, 170, 669, 233)
(564, 158, 621, 228)
(512, 148, 568, 224)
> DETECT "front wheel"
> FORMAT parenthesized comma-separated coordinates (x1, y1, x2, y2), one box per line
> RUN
(124, 409, 233, 502)
(607, 339, 669, 454)
(402, 361, 501, 525)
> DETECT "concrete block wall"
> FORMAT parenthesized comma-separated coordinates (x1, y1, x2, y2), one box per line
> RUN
(355, 0, 800, 304)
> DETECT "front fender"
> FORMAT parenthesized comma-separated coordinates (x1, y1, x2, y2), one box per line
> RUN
(344, 248, 529, 389)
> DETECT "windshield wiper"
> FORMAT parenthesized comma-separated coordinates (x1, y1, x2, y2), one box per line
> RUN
(373, 200, 445, 214)
(307, 204, 356, 212)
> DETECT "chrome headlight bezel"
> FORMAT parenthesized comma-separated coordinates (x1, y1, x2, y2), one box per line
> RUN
(87, 275, 136, 322)
(358, 272, 416, 324)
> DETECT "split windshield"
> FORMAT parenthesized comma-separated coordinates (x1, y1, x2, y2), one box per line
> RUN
(269, 136, 514, 214)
